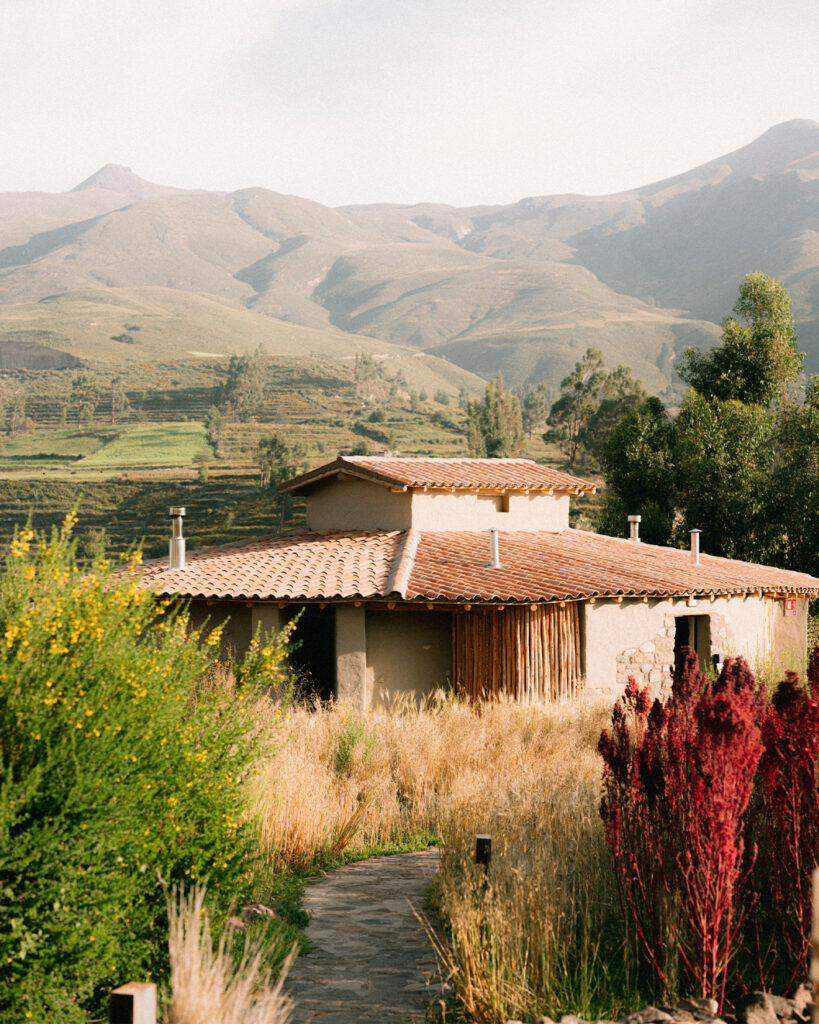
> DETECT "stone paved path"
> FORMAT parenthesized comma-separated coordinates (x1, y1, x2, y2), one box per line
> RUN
(284, 849, 442, 1024)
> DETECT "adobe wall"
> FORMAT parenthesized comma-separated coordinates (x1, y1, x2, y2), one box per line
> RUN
(582, 594, 802, 695)
(305, 477, 570, 532)
(306, 478, 412, 531)
(365, 609, 452, 704)
(409, 491, 570, 531)
(769, 596, 810, 660)
(187, 599, 253, 660)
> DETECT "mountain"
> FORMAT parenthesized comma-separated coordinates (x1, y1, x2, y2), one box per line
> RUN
(0, 120, 817, 390)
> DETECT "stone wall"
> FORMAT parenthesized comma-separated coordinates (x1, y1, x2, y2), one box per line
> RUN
(615, 608, 728, 695)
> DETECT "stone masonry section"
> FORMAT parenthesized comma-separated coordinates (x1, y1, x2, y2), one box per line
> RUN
(616, 609, 727, 694)
(284, 849, 442, 1023)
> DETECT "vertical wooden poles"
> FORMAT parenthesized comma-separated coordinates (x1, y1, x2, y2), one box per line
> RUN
(452, 601, 581, 702)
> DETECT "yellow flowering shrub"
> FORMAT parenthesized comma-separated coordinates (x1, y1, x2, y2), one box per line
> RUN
(0, 519, 275, 1023)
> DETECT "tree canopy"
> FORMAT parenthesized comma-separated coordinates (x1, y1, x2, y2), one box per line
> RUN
(465, 373, 525, 458)
(679, 272, 802, 406)
(544, 348, 646, 467)
(601, 273, 819, 576)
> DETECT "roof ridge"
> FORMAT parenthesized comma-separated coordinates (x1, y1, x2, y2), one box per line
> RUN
(345, 455, 534, 463)
(386, 528, 420, 599)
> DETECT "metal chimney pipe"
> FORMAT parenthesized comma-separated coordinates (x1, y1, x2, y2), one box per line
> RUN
(627, 514, 641, 542)
(489, 527, 501, 569)
(169, 507, 186, 570)
(690, 528, 701, 566)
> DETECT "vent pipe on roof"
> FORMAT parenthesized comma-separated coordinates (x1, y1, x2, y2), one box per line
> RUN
(488, 527, 501, 569)
(690, 528, 701, 566)
(169, 507, 186, 570)
(627, 515, 641, 542)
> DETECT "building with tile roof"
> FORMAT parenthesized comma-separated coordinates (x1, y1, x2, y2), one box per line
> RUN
(141, 456, 819, 702)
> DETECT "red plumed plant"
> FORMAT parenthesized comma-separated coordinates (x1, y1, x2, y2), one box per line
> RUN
(757, 645, 819, 983)
(598, 677, 674, 991)
(600, 649, 764, 1008)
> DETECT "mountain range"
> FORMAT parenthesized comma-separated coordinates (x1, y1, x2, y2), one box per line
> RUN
(1, 119, 818, 392)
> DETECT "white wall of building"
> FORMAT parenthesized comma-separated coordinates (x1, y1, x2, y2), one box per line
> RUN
(305, 476, 569, 532)
(583, 594, 806, 694)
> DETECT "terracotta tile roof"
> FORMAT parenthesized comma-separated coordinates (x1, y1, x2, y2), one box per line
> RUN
(281, 456, 595, 495)
(138, 530, 402, 600)
(406, 530, 819, 600)
(137, 528, 819, 602)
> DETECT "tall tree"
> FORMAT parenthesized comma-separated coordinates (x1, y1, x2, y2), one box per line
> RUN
(769, 375, 819, 577)
(599, 397, 676, 545)
(581, 364, 648, 461)
(543, 348, 606, 465)
(71, 372, 99, 426)
(221, 345, 269, 421)
(465, 372, 525, 458)
(672, 391, 774, 561)
(520, 383, 549, 438)
(255, 432, 306, 530)
(109, 377, 130, 425)
(679, 272, 802, 406)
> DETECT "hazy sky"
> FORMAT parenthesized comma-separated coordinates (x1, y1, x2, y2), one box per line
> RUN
(2, 0, 818, 207)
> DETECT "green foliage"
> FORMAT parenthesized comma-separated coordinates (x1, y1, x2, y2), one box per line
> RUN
(203, 404, 223, 446)
(544, 348, 606, 465)
(254, 432, 305, 491)
(599, 397, 675, 545)
(600, 276, 819, 571)
(769, 375, 819, 575)
(333, 714, 377, 778)
(521, 382, 549, 437)
(352, 420, 390, 445)
(679, 272, 803, 406)
(544, 351, 645, 467)
(465, 372, 525, 457)
(70, 373, 100, 426)
(672, 392, 774, 559)
(0, 520, 269, 1022)
(220, 345, 270, 421)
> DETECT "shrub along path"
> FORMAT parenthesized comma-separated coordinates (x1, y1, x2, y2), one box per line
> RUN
(284, 849, 442, 1023)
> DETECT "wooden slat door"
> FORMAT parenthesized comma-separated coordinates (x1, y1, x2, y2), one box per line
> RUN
(452, 603, 581, 702)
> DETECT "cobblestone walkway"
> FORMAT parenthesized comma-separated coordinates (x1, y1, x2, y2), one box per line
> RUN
(285, 849, 442, 1024)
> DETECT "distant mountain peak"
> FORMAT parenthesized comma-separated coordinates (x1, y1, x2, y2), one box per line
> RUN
(707, 119, 819, 177)
(756, 118, 819, 141)
(70, 164, 170, 199)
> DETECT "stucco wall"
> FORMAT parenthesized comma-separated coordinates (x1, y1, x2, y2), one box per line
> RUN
(365, 609, 452, 704)
(583, 593, 787, 694)
(306, 478, 412, 531)
(408, 491, 569, 531)
(336, 603, 367, 708)
(769, 596, 810, 661)
(187, 599, 253, 660)
(305, 477, 569, 532)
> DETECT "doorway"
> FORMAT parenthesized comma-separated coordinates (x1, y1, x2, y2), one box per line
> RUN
(284, 604, 336, 700)
(674, 614, 711, 672)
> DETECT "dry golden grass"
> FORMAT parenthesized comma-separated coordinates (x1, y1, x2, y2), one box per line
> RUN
(165, 884, 296, 1024)
(255, 693, 602, 868)
(254, 693, 626, 1022)
(430, 699, 626, 1022)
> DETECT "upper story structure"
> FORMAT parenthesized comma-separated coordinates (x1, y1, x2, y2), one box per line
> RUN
(283, 456, 595, 533)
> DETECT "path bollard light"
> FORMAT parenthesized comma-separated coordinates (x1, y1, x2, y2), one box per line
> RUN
(475, 834, 492, 873)
(109, 982, 157, 1024)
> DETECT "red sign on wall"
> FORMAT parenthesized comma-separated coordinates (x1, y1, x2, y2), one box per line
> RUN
(785, 598, 797, 617)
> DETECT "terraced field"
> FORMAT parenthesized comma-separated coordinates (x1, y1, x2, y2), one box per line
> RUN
(80, 422, 210, 469)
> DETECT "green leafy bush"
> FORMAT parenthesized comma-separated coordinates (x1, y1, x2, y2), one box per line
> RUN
(0, 516, 269, 1022)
